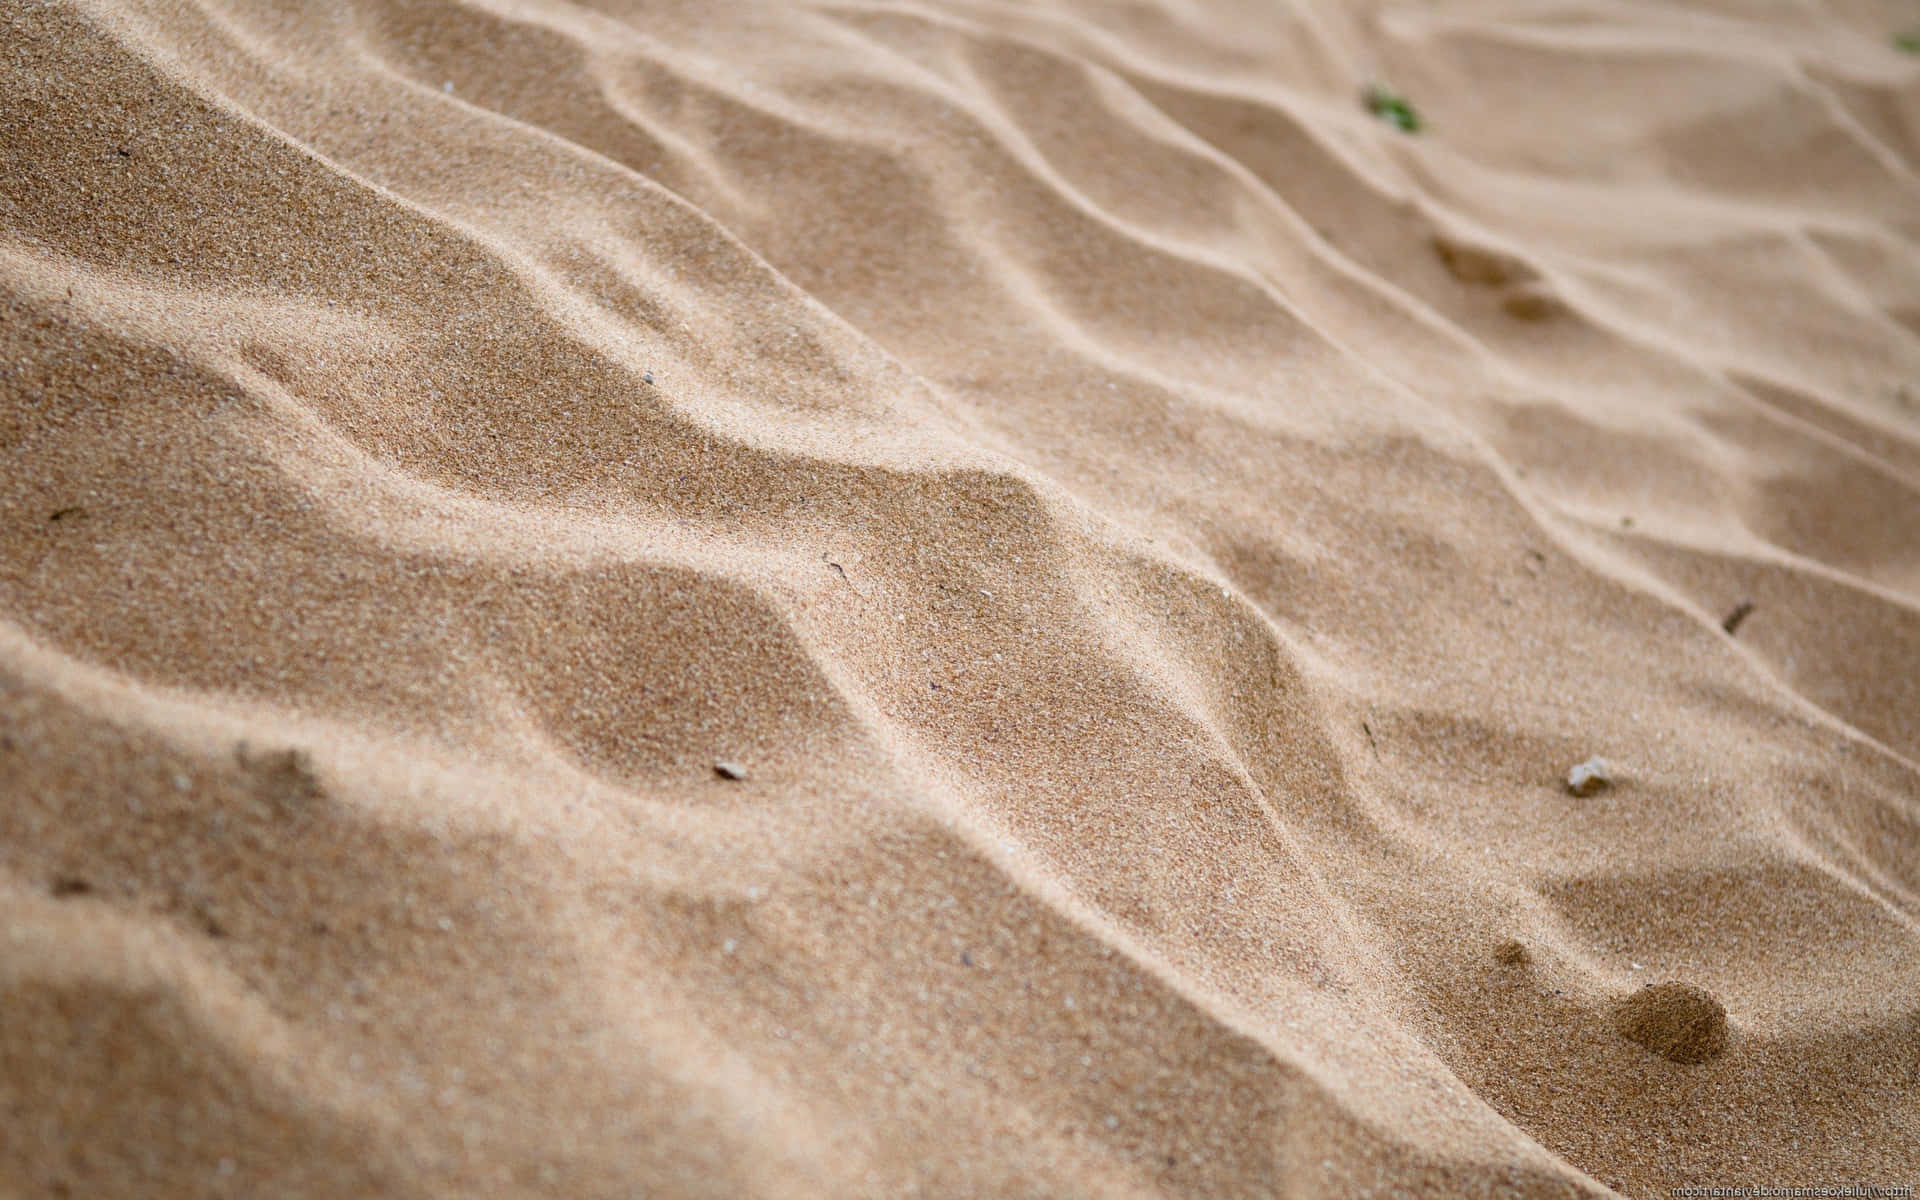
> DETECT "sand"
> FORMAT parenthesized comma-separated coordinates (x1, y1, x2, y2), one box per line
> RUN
(2, 0, 1917, 1196)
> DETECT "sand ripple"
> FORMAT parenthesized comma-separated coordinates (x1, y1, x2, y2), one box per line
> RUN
(3, 0, 1917, 1195)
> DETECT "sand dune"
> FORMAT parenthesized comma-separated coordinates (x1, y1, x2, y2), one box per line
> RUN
(3, 0, 1918, 1195)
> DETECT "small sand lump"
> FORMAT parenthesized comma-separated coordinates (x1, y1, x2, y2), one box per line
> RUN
(1493, 939, 1530, 967)
(1565, 757, 1612, 796)
(1614, 981, 1728, 1063)
(714, 760, 748, 782)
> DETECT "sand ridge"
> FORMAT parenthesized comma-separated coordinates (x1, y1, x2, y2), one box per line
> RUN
(2, 0, 1918, 1196)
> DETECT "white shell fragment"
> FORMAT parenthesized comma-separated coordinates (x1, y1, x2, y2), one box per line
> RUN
(1565, 757, 1613, 797)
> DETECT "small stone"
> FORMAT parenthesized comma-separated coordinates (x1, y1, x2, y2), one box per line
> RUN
(714, 760, 748, 782)
(1614, 980, 1728, 1063)
(642, 371, 654, 385)
(1565, 757, 1612, 797)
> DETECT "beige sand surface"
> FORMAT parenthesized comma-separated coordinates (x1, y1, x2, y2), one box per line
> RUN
(3, 0, 1918, 1196)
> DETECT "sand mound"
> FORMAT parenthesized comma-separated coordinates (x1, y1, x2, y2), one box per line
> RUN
(1493, 939, 1531, 969)
(1614, 982, 1730, 1065)
(3, 0, 1919, 1196)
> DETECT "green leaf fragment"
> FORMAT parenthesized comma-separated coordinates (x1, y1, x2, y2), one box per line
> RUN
(1365, 85, 1421, 134)
(1895, 31, 1920, 54)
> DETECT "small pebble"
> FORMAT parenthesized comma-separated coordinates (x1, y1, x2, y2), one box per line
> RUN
(1565, 757, 1612, 797)
(714, 760, 748, 782)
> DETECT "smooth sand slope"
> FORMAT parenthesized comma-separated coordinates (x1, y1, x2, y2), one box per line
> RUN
(3, 0, 1919, 1196)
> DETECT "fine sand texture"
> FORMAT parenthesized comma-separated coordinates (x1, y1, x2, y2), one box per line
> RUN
(4, 1, 1919, 1196)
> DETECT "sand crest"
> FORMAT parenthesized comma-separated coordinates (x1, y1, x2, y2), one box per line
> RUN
(3, 0, 1918, 1196)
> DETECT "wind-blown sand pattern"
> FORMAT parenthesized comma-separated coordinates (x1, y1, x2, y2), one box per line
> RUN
(3, 1, 1918, 1196)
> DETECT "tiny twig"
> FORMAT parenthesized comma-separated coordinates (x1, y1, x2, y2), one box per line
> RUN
(1721, 598, 1755, 636)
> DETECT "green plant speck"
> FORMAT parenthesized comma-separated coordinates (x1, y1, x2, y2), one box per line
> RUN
(1896, 31, 1920, 54)
(1365, 84, 1421, 134)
